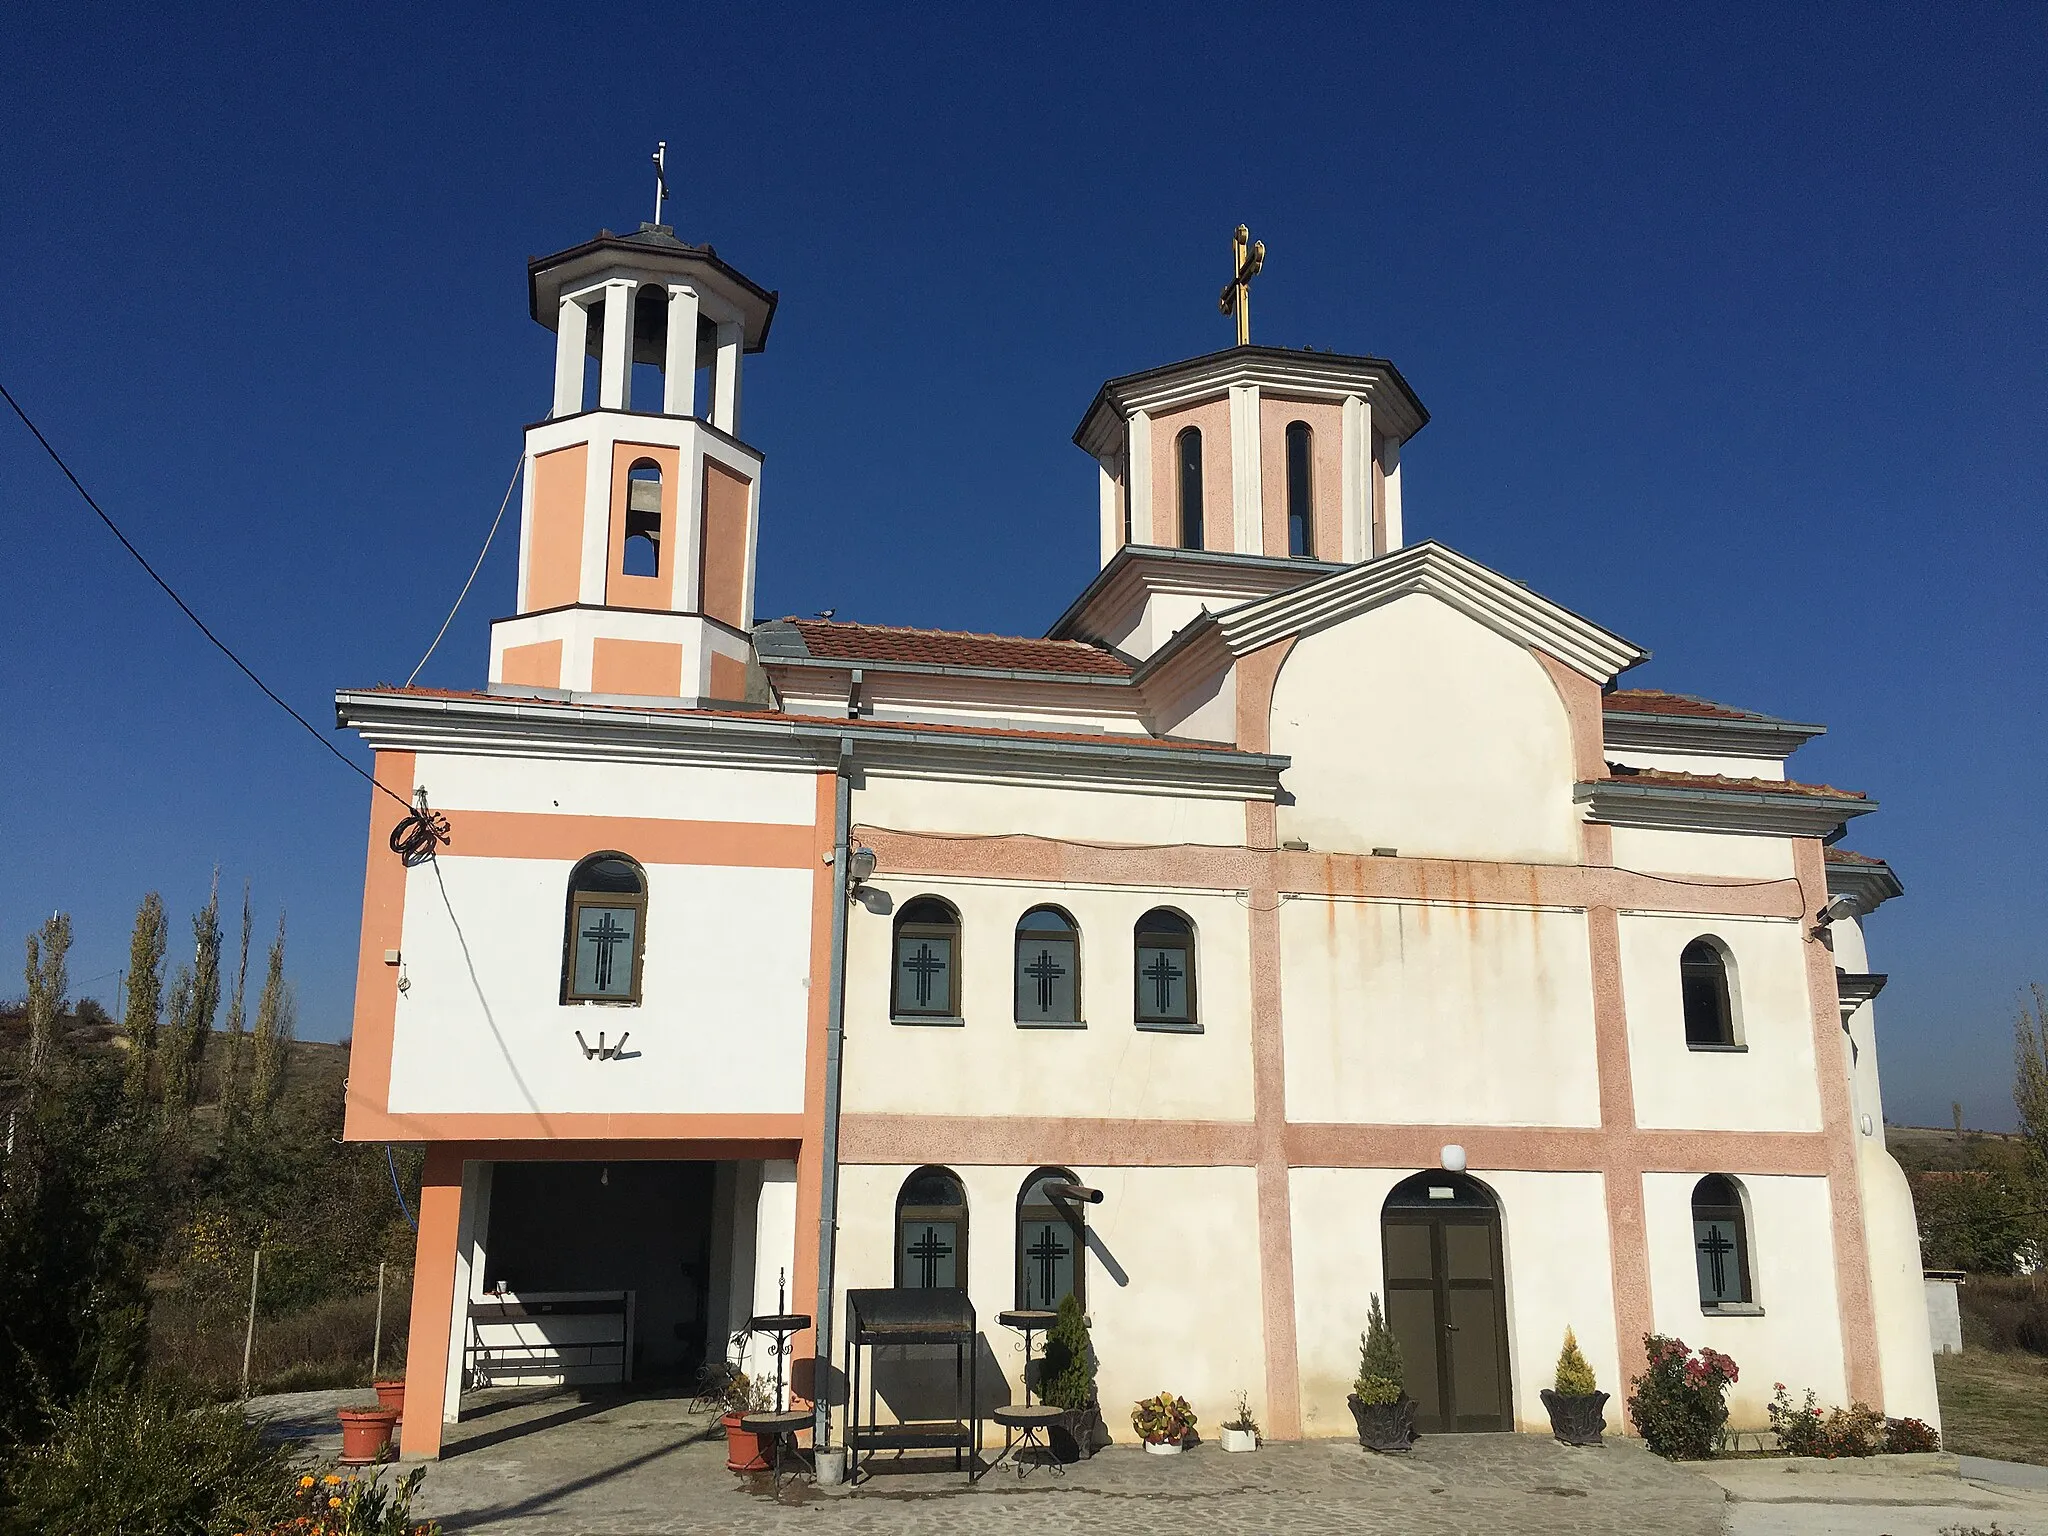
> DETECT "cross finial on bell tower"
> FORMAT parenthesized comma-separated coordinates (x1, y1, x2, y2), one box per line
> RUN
(1217, 224, 1265, 346)
(652, 141, 671, 227)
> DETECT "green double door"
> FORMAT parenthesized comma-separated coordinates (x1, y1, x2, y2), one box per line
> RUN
(1383, 1182, 1513, 1434)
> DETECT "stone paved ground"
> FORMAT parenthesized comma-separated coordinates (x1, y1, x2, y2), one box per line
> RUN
(391, 1392, 1729, 1535)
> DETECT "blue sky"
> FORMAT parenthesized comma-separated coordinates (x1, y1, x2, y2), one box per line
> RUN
(1, 4, 2041, 1128)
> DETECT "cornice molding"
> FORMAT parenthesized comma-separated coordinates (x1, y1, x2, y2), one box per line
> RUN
(1825, 859, 1904, 915)
(1576, 777, 1872, 837)
(1603, 710, 1825, 759)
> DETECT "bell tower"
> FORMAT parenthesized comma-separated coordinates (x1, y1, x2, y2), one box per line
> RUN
(488, 219, 778, 706)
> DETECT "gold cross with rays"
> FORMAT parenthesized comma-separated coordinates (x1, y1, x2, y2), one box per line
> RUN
(1218, 224, 1266, 346)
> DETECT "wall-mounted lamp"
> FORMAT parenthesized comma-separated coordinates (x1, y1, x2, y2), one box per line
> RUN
(1439, 1144, 1468, 1174)
(849, 846, 878, 884)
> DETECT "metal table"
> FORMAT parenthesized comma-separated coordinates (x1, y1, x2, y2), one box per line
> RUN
(996, 1308, 1058, 1404)
(843, 1287, 979, 1484)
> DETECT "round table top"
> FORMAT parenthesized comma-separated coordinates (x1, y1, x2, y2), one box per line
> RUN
(992, 1403, 1067, 1425)
(740, 1409, 815, 1432)
(997, 1309, 1058, 1329)
(748, 1313, 813, 1333)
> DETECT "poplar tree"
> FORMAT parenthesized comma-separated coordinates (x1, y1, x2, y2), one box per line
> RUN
(249, 913, 295, 1125)
(21, 912, 72, 1091)
(217, 882, 254, 1125)
(120, 892, 169, 1105)
(160, 873, 222, 1116)
(2013, 985, 2048, 1184)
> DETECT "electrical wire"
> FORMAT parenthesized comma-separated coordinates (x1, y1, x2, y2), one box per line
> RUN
(0, 378, 413, 815)
(385, 1145, 418, 1232)
(406, 454, 522, 687)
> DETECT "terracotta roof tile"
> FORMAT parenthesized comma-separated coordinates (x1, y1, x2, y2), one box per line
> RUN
(1602, 689, 1770, 721)
(780, 619, 1131, 677)
(1824, 847, 1888, 867)
(1602, 764, 1866, 800)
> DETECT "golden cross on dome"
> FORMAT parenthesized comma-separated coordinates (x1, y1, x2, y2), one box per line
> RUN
(1218, 224, 1266, 346)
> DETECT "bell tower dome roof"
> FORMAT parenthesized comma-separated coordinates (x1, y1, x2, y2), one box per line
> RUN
(527, 224, 779, 350)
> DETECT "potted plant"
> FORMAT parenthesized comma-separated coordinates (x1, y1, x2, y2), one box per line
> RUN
(1131, 1391, 1197, 1454)
(1038, 1293, 1105, 1461)
(373, 1378, 406, 1419)
(716, 1371, 774, 1472)
(1540, 1326, 1609, 1446)
(1347, 1293, 1417, 1453)
(1220, 1389, 1260, 1453)
(336, 1405, 401, 1465)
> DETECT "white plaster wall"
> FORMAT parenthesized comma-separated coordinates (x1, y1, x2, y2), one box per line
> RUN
(1619, 914, 1822, 1132)
(1857, 1139, 1940, 1424)
(1605, 749, 1787, 782)
(855, 775, 1246, 846)
(420, 753, 817, 823)
(1289, 1168, 1621, 1436)
(1271, 594, 1582, 862)
(1280, 897, 1602, 1128)
(841, 879, 1254, 1121)
(738, 1161, 798, 1385)
(834, 1163, 1267, 1431)
(1609, 826, 1797, 881)
(388, 856, 811, 1115)
(1144, 658, 1238, 744)
(1832, 917, 1889, 1138)
(1642, 1171, 1846, 1425)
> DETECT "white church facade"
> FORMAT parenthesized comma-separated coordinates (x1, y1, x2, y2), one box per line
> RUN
(339, 216, 1936, 1458)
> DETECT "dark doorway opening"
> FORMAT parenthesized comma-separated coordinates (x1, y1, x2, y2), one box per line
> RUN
(483, 1160, 717, 1386)
(1382, 1171, 1512, 1433)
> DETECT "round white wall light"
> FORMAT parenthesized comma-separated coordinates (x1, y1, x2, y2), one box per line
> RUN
(1440, 1144, 1467, 1174)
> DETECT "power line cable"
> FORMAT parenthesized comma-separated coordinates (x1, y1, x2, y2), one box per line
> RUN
(0, 378, 413, 815)
(406, 453, 522, 687)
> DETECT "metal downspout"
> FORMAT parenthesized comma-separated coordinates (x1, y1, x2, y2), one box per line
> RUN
(812, 738, 853, 1447)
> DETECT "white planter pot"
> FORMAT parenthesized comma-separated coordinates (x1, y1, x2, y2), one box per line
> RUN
(1143, 1438, 1184, 1455)
(1221, 1426, 1258, 1453)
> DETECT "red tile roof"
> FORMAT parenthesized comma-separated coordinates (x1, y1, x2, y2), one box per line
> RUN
(346, 686, 1248, 754)
(1603, 765, 1866, 800)
(1824, 847, 1888, 867)
(1603, 689, 1768, 721)
(781, 619, 1131, 677)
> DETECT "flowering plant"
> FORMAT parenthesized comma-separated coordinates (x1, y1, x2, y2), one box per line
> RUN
(1626, 1334, 1738, 1460)
(1130, 1391, 1197, 1445)
(244, 1464, 440, 1536)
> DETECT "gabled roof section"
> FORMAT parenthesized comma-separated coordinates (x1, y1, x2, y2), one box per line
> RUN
(1825, 846, 1904, 914)
(1073, 345, 1429, 458)
(1191, 540, 1647, 683)
(1044, 546, 1342, 650)
(1603, 690, 1826, 758)
(756, 618, 1132, 680)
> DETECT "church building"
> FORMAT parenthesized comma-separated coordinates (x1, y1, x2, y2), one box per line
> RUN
(338, 210, 1936, 1457)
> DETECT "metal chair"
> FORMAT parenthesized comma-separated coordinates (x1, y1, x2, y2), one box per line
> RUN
(984, 1403, 1067, 1479)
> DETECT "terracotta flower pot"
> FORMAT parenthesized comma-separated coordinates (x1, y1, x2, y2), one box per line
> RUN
(337, 1407, 400, 1465)
(1347, 1393, 1418, 1453)
(1541, 1388, 1610, 1447)
(721, 1412, 769, 1472)
(373, 1379, 406, 1418)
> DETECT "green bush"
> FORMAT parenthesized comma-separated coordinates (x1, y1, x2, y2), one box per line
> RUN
(1883, 1416, 1941, 1454)
(0, 1381, 295, 1536)
(1352, 1293, 1404, 1406)
(1768, 1384, 1884, 1457)
(1554, 1326, 1597, 1396)
(1626, 1334, 1738, 1459)
(1038, 1293, 1095, 1411)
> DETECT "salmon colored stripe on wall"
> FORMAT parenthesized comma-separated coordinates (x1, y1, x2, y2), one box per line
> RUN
(401, 1144, 466, 1458)
(708, 651, 747, 703)
(344, 751, 414, 1143)
(700, 462, 750, 628)
(527, 444, 587, 611)
(438, 810, 814, 868)
(499, 639, 562, 690)
(590, 637, 683, 697)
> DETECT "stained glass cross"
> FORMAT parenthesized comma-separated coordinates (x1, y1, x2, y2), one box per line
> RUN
(581, 911, 630, 991)
(1143, 951, 1183, 1015)
(1023, 947, 1067, 1014)
(1026, 1222, 1070, 1307)
(1697, 1223, 1735, 1297)
(906, 1225, 953, 1288)
(903, 942, 946, 1009)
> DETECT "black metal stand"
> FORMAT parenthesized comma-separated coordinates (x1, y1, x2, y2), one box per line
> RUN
(843, 1288, 979, 1486)
(739, 1310, 813, 1502)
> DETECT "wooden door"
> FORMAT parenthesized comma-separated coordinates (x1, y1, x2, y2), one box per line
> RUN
(1383, 1184, 1512, 1433)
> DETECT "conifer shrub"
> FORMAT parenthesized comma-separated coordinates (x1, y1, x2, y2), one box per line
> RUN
(1554, 1326, 1598, 1396)
(1038, 1293, 1095, 1411)
(1352, 1293, 1404, 1406)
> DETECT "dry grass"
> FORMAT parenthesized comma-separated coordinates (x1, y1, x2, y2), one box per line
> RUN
(1935, 1348, 2048, 1466)
(149, 1281, 412, 1398)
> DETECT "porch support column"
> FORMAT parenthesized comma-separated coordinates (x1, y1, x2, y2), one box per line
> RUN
(400, 1144, 468, 1460)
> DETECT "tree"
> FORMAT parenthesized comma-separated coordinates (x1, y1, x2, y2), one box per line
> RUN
(248, 914, 294, 1126)
(159, 874, 222, 1117)
(120, 893, 168, 1106)
(21, 912, 73, 1091)
(2014, 985, 2048, 1178)
(217, 883, 253, 1126)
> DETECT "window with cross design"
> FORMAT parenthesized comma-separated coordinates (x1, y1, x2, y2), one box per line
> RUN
(1016, 1167, 1084, 1311)
(1134, 908, 1197, 1029)
(562, 853, 648, 1004)
(895, 1166, 968, 1290)
(1014, 907, 1081, 1026)
(892, 897, 961, 1022)
(1691, 1174, 1754, 1308)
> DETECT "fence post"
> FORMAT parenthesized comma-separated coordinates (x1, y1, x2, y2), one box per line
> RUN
(241, 1248, 261, 1397)
(372, 1261, 386, 1379)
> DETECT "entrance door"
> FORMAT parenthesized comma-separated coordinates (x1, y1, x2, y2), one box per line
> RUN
(1381, 1172, 1512, 1433)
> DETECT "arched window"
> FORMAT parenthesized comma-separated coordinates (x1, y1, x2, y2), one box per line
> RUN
(1177, 427, 1204, 549)
(896, 1166, 968, 1290)
(563, 853, 647, 1003)
(1691, 1174, 1754, 1308)
(1134, 908, 1197, 1030)
(1014, 906, 1081, 1026)
(892, 897, 961, 1022)
(1681, 937, 1739, 1048)
(623, 460, 662, 577)
(1017, 1166, 1085, 1310)
(1286, 421, 1314, 557)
